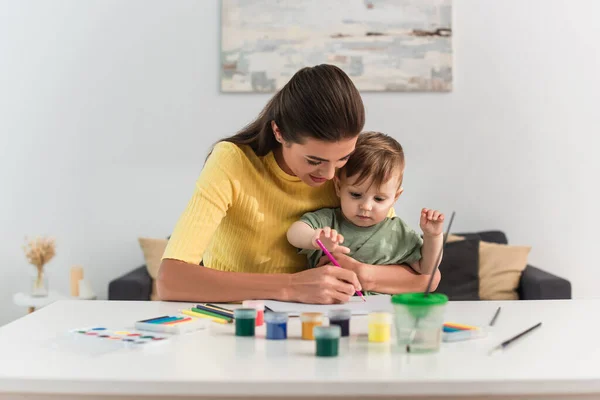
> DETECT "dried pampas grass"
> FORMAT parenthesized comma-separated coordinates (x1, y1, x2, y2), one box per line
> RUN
(23, 236, 56, 274)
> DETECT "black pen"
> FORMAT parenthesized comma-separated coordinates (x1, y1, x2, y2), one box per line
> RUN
(489, 322, 542, 355)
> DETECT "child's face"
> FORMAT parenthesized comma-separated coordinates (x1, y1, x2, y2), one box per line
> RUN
(335, 173, 403, 227)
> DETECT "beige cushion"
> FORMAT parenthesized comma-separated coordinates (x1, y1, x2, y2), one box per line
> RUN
(446, 234, 465, 243)
(138, 237, 168, 301)
(478, 241, 531, 300)
(442, 234, 531, 300)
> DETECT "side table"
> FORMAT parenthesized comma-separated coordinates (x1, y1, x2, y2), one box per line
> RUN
(13, 291, 67, 313)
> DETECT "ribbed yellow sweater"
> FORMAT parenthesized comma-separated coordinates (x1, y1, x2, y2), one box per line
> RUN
(162, 142, 340, 274)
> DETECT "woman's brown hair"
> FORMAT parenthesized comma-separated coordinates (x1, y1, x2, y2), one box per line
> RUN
(219, 64, 365, 156)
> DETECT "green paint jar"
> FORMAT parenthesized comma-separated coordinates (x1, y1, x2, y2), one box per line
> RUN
(314, 325, 341, 357)
(234, 308, 256, 337)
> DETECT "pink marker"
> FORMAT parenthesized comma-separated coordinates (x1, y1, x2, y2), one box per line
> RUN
(315, 239, 366, 302)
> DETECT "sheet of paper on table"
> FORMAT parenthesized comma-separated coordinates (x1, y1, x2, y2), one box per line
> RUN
(216, 295, 393, 316)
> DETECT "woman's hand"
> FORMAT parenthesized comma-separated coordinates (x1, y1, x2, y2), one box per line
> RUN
(316, 252, 370, 290)
(287, 265, 362, 304)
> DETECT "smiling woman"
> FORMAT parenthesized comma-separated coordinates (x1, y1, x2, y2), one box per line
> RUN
(272, 134, 357, 185)
(157, 65, 440, 305)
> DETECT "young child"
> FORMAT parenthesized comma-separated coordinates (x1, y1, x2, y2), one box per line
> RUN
(286, 131, 445, 283)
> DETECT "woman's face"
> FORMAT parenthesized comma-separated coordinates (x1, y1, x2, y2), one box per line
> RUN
(273, 123, 358, 187)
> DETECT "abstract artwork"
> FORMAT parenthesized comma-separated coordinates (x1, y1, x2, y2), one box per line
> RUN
(221, 0, 452, 92)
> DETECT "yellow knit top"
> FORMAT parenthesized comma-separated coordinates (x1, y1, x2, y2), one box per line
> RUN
(162, 141, 340, 274)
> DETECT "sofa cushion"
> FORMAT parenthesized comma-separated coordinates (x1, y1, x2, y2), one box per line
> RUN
(435, 238, 480, 300)
(479, 241, 531, 300)
(138, 237, 168, 301)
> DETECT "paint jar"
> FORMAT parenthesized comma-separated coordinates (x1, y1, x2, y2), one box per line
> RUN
(328, 309, 351, 337)
(242, 300, 265, 326)
(368, 312, 392, 343)
(314, 325, 341, 357)
(391, 293, 448, 353)
(300, 312, 323, 340)
(265, 312, 288, 340)
(234, 308, 256, 337)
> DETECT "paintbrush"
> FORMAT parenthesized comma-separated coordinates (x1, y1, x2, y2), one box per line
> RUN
(407, 211, 455, 352)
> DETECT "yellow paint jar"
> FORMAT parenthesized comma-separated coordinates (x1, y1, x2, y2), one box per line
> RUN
(368, 312, 392, 343)
(300, 312, 323, 340)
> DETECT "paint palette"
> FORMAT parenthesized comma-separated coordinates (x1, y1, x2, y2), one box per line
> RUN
(70, 327, 171, 347)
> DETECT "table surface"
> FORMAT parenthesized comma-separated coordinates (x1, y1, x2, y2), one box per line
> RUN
(0, 298, 599, 399)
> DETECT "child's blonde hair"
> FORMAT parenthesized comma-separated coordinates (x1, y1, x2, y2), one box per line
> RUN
(339, 131, 405, 189)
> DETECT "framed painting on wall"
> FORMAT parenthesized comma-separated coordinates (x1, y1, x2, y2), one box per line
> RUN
(221, 0, 452, 92)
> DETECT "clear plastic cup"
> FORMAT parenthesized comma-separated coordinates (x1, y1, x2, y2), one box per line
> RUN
(391, 293, 448, 353)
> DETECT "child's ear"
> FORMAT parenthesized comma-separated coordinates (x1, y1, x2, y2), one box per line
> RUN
(334, 176, 342, 197)
(395, 186, 404, 201)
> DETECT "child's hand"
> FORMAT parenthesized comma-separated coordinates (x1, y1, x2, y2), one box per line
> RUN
(312, 227, 351, 254)
(420, 208, 445, 237)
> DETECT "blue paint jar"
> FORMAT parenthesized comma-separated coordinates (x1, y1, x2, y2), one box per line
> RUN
(265, 312, 288, 340)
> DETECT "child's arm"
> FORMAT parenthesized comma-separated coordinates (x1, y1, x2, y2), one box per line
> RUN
(410, 208, 445, 275)
(287, 222, 350, 254)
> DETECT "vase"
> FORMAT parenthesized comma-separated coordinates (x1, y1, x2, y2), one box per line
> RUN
(31, 271, 48, 297)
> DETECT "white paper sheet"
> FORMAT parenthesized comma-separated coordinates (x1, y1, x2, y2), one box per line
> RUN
(262, 295, 393, 316)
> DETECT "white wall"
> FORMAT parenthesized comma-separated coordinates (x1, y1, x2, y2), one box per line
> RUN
(1, 0, 598, 325)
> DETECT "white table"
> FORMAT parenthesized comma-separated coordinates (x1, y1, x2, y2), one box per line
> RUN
(0, 299, 599, 400)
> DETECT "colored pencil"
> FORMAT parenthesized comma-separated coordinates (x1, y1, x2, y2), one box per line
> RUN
(180, 309, 229, 324)
(196, 304, 234, 318)
(191, 307, 233, 322)
(206, 303, 235, 313)
(139, 315, 169, 323)
(315, 239, 366, 302)
(444, 322, 479, 331)
(147, 316, 180, 324)
(163, 317, 192, 325)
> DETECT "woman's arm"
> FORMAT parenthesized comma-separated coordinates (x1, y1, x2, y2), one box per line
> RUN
(157, 258, 363, 304)
(359, 263, 441, 294)
(158, 259, 288, 302)
(316, 253, 441, 294)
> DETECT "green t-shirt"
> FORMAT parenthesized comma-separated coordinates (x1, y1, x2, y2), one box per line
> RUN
(298, 207, 423, 270)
